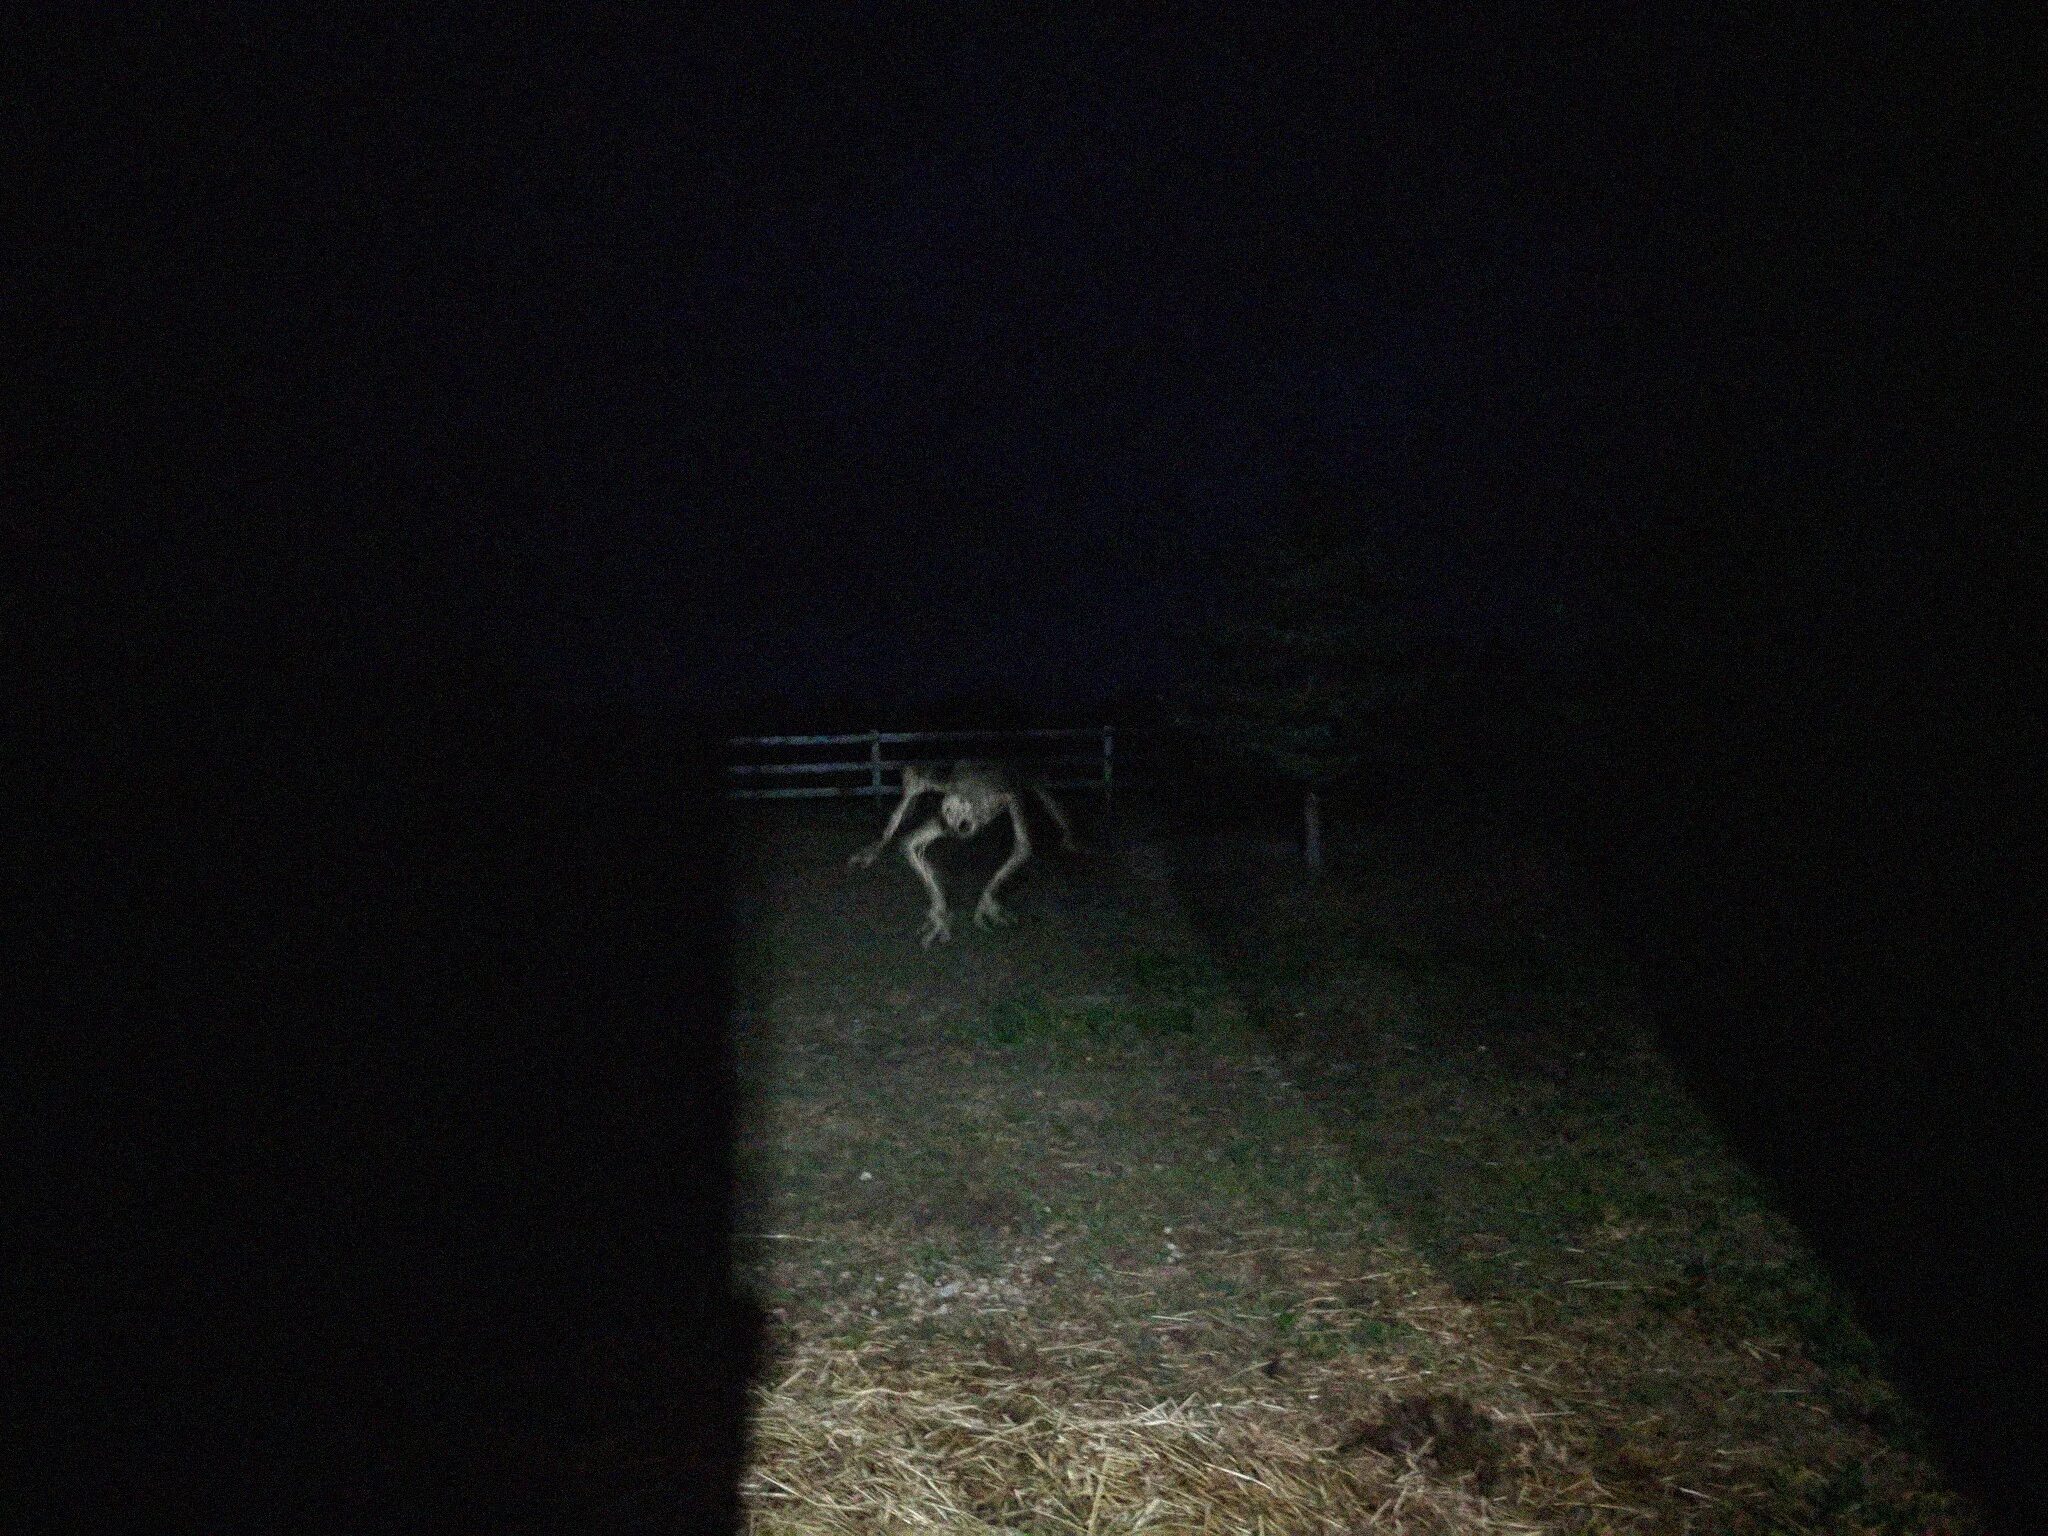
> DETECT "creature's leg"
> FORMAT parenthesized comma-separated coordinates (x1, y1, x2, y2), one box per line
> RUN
(975, 800, 1033, 929)
(1032, 785, 1079, 851)
(850, 765, 936, 867)
(902, 817, 954, 946)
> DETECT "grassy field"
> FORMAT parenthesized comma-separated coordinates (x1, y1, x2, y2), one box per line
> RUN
(729, 794, 1978, 1534)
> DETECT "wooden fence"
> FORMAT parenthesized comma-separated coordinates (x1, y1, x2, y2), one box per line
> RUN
(725, 726, 1114, 802)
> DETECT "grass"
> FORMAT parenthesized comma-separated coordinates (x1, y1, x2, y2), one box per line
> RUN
(730, 800, 1981, 1534)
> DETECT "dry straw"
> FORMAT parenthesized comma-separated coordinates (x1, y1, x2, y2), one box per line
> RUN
(745, 1335, 1551, 1535)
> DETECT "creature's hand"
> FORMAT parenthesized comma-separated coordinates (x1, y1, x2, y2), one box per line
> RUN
(920, 907, 954, 947)
(973, 893, 1016, 929)
(848, 842, 882, 869)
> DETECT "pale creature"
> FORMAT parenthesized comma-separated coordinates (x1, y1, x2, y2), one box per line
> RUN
(848, 760, 1078, 946)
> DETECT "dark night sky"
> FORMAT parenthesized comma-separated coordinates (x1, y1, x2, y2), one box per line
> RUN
(40, 9, 2026, 728)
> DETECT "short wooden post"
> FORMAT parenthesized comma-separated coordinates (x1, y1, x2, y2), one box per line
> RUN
(870, 731, 883, 797)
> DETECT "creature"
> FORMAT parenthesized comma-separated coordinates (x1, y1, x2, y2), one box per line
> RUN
(848, 760, 1078, 946)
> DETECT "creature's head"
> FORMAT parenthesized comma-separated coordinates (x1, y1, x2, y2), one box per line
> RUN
(941, 791, 984, 838)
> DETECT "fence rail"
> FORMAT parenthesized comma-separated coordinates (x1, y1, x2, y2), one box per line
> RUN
(725, 726, 1114, 802)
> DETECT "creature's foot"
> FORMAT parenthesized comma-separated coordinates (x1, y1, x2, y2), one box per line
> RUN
(920, 908, 954, 947)
(973, 894, 1016, 929)
(848, 843, 882, 868)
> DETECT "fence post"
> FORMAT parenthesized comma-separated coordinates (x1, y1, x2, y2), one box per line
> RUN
(1102, 724, 1114, 808)
(870, 731, 882, 798)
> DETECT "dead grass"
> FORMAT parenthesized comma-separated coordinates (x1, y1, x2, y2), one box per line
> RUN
(747, 1334, 1554, 1535)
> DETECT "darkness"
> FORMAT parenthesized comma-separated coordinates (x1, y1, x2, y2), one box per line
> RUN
(18, 7, 2039, 1532)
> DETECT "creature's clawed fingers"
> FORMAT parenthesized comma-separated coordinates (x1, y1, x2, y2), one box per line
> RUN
(920, 908, 954, 947)
(848, 843, 882, 869)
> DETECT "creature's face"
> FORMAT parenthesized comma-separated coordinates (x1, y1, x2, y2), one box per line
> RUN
(941, 792, 984, 838)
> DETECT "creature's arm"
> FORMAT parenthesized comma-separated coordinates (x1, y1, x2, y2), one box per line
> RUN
(850, 765, 938, 867)
(902, 818, 953, 945)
